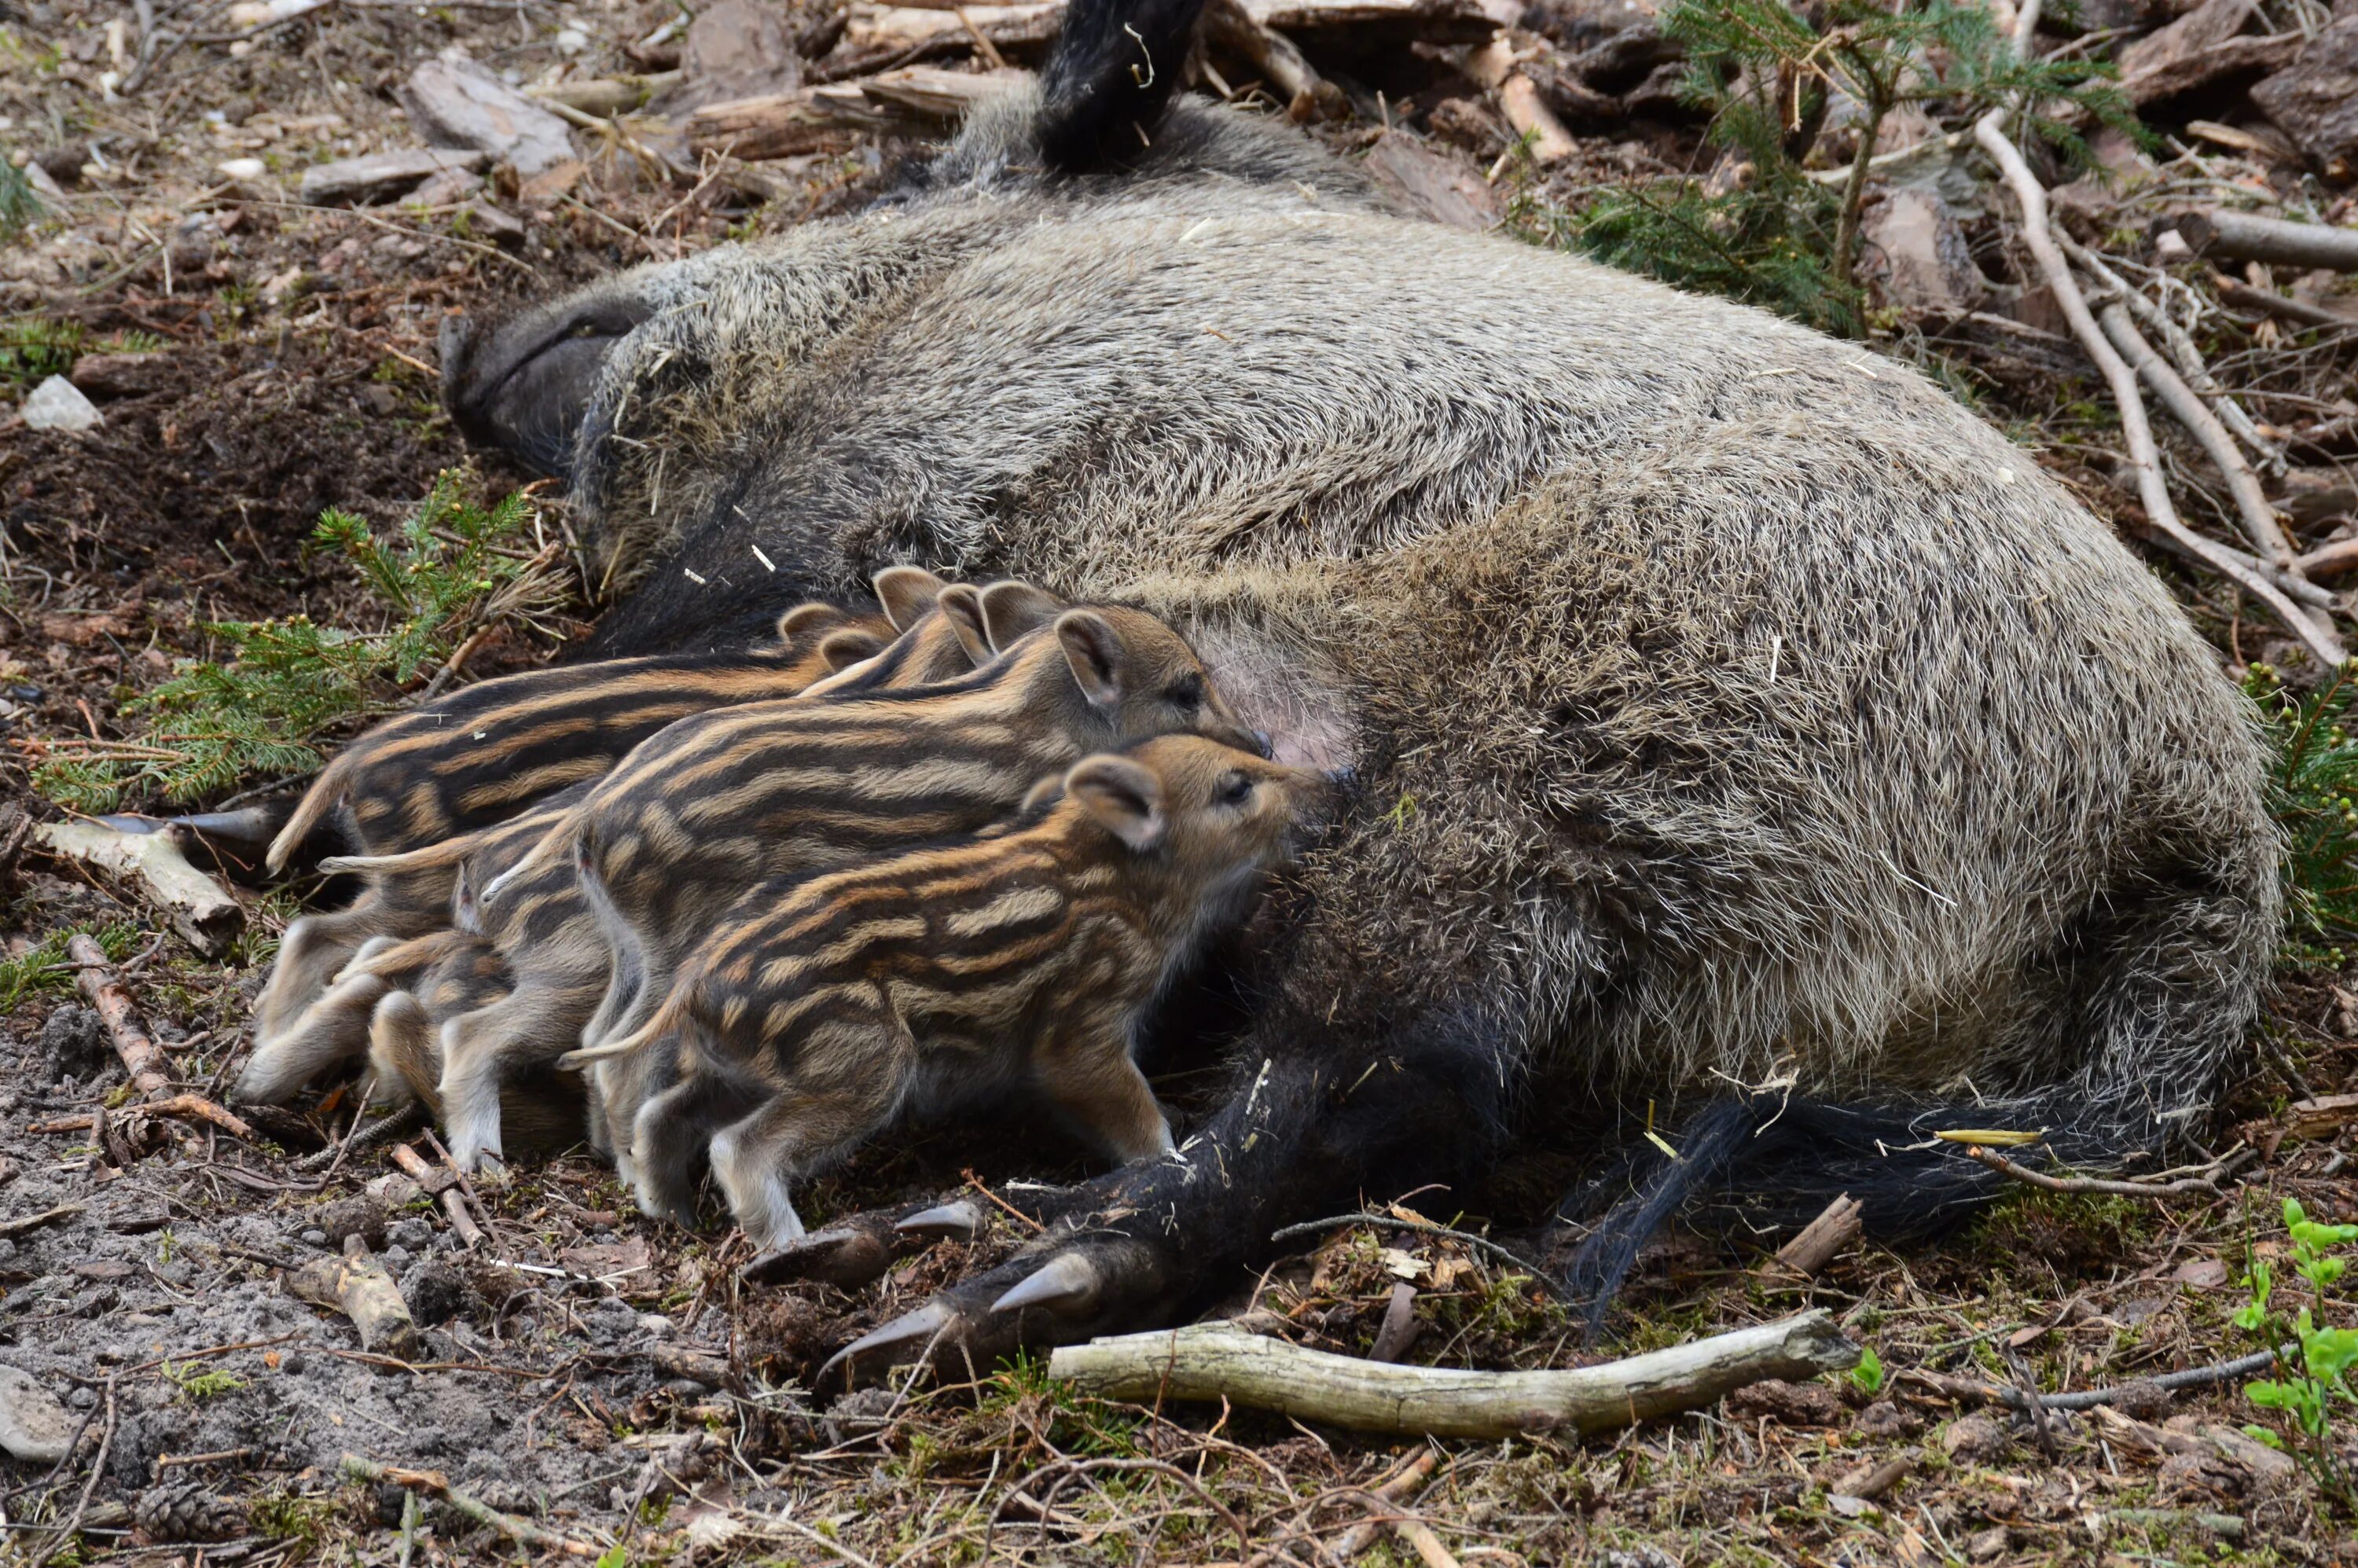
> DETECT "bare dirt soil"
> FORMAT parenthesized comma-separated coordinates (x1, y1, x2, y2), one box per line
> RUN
(3, 1, 2358, 1564)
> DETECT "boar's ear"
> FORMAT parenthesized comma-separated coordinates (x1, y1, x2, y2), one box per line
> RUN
(1035, 0, 1207, 172)
(872, 566, 946, 632)
(936, 584, 994, 666)
(441, 295, 652, 476)
(1067, 755, 1167, 852)
(776, 601, 849, 644)
(1056, 610, 1129, 710)
(819, 627, 891, 672)
(980, 580, 1068, 652)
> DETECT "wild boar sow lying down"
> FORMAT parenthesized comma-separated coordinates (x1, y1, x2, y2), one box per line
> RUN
(428, 0, 2274, 1358)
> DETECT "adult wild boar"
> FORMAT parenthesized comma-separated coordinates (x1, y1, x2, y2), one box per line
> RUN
(432, 0, 2277, 1366)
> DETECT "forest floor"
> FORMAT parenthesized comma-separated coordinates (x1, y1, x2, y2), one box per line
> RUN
(2, 0, 2357, 1563)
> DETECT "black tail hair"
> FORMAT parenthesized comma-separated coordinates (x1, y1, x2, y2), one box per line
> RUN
(1036, 0, 1207, 171)
(1555, 1091, 2168, 1336)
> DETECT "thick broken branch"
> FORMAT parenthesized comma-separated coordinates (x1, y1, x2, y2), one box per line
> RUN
(2173, 208, 2358, 274)
(35, 822, 244, 957)
(1045, 1311, 1859, 1439)
(1765, 1193, 1863, 1280)
(1468, 38, 1574, 165)
(288, 1236, 421, 1357)
(1203, 0, 1343, 119)
(1972, 114, 2345, 670)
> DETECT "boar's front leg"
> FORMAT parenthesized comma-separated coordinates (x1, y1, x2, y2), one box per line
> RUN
(817, 994, 1522, 1386)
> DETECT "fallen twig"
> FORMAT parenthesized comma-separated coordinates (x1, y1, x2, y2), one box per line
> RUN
(339, 1454, 601, 1558)
(1046, 1311, 1859, 1440)
(292, 1104, 423, 1173)
(1324, 1450, 1440, 1559)
(2172, 208, 2358, 274)
(1963, 1144, 2246, 1198)
(0, 1205, 84, 1239)
(1972, 113, 2345, 669)
(390, 1142, 485, 1247)
(1269, 1211, 1569, 1300)
(1900, 1346, 2287, 1413)
(26, 1092, 252, 1141)
(69, 934, 172, 1098)
(2214, 274, 2358, 334)
(1763, 1192, 1862, 1281)
(34, 1375, 113, 1568)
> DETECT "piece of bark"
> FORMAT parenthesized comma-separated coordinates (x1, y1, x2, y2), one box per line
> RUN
(2251, 16, 2358, 180)
(1520, 56, 1623, 126)
(842, 2, 1061, 55)
(0, 804, 29, 894)
(287, 1236, 421, 1359)
(1361, 132, 1500, 232)
(649, 1345, 736, 1389)
(531, 74, 679, 116)
(2118, 0, 2254, 80)
(35, 821, 243, 957)
(2174, 208, 2358, 274)
(67, 352, 171, 399)
(2274, 469, 2358, 529)
(1240, 0, 1497, 42)
(2125, 31, 2302, 105)
(1203, 0, 1345, 119)
(690, 86, 885, 159)
(1048, 1311, 1859, 1439)
(858, 64, 1025, 119)
(400, 59, 576, 176)
(1370, 1282, 1421, 1363)
(675, 0, 806, 109)
(299, 149, 487, 207)
(1766, 1193, 1863, 1280)
(1864, 190, 1989, 314)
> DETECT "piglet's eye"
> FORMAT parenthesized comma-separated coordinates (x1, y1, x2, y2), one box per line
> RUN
(1165, 674, 1204, 710)
(1220, 773, 1255, 805)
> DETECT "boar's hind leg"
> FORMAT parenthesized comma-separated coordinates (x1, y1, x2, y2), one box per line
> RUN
(820, 995, 1521, 1384)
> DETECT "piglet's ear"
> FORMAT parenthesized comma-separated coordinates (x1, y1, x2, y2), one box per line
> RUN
(776, 600, 847, 643)
(980, 579, 1068, 652)
(936, 584, 994, 666)
(1056, 610, 1127, 709)
(819, 627, 889, 672)
(1034, 0, 1207, 172)
(872, 565, 946, 632)
(1067, 755, 1166, 851)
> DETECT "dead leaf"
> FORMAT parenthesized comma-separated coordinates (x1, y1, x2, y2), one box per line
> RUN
(2171, 1258, 2228, 1288)
(1378, 1247, 1424, 1282)
(39, 608, 133, 646)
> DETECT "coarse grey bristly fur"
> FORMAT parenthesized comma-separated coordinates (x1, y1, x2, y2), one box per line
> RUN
(450, 73, 2278, 1260)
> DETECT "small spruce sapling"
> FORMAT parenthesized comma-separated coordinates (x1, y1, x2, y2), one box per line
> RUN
(31, 472, 571, 813)
(2245, 659, 2358, 962)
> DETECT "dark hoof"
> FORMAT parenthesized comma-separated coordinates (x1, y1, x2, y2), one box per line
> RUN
(815, 1302, 955, 1392)
(98, 803, 296, 881)
(894, 1200, 982, 1243)
(990, 1251, 1101, 1318)
(741, 1226, 898, 1289)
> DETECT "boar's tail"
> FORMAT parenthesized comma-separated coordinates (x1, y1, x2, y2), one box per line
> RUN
(1557, 1085, 2214, 1335)
(1035, 0, 1207, 171)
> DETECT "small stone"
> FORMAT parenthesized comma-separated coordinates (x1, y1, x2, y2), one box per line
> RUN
(636, 1313, 675, 1338)
(0, 1364, 76, 1463)
(299, 1228, 329, 1247)
(20, 376, 102, 432)
(68, 1386, 98, 1410)
(381, 1245, 412, 1272)
(217, 156, 266, 182)
(1853, 1400, 1924, 1439)
(38, 1005, 107, 1081)
(1964, 1526, 2009, 1562)
(553, 25, 589, 53)
(386, 1217, 433, 1252)
(1941, 1412, 2008, 1464)
(401, 1258, 471, 1327)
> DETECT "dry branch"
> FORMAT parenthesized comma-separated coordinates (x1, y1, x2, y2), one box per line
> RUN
(34, 822, 244, 957)
(288, 1236, 421, 1357)
(28, 1093, 252, 1140)
(2214, 274, 2358, 332)
(1972, 115, 2345, 670)
(1203, 0, 1342, 119)
(1963, 1144, 2240, 1199)
(1045, 1312, 1858, 1439)
(1468, 38, 1574, 165)
(2173, 208, 2358, 274)
(1326, 1450, 1439, 1559)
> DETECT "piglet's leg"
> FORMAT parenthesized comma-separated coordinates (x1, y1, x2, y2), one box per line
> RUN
(437, 979, 601, 1170)
(710, 1030, 916, 1253)
(1036, 1044, 1174, 1164)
